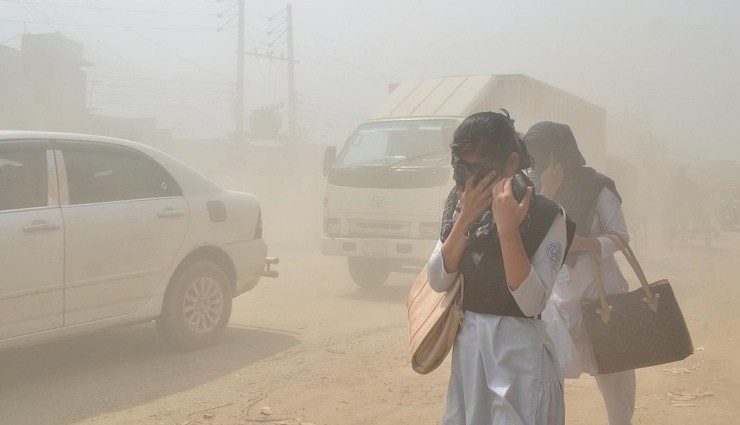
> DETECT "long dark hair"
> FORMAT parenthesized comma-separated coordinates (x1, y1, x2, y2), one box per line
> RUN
(450, 110, 532, 188)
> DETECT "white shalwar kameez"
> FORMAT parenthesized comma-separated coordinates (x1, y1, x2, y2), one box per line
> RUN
(428, 212, 568, 425)
(542, 187, 637, 425)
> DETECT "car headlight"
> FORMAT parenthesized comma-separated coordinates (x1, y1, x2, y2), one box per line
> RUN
(325, 218, 341, 236)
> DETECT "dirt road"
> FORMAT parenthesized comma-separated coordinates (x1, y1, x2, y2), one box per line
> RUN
(1, 223, 738, 425)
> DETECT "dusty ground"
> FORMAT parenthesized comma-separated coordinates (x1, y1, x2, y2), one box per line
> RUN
(1, 221, 738, 425)
(1, 150, 737, 425)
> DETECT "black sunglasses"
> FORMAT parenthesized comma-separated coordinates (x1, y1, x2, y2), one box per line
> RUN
(453, 159, 501, 187)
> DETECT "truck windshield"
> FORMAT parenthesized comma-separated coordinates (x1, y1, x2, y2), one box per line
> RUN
(333, 119, 458, 169)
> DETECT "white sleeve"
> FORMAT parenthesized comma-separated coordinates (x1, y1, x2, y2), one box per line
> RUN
(427, 240, 460, 293)
(594, 187, 630, 260)
(508, 210, 568, 317)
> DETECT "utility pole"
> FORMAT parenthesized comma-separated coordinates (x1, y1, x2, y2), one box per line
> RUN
(241, 4, 298, 144)
(235, 0, 245, 143)
(286, 3, 297, 144)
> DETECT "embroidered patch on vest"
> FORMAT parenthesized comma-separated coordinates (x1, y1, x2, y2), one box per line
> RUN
(546, 242, 563, 271)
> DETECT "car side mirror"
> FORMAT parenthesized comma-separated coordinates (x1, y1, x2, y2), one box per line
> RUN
(323, 146, 337, 177)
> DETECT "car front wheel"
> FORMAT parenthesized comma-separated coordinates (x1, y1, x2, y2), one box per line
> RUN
(157, 261, 233, 350)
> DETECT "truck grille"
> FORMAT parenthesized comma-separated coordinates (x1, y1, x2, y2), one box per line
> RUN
(348, 219, 411, 238)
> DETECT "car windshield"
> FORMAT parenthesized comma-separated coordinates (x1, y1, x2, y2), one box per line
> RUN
(333, 119, 458, 169)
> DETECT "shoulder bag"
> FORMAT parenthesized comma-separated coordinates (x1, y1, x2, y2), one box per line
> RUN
(583, 234, 693, 374)
(407, 266, 463, 374)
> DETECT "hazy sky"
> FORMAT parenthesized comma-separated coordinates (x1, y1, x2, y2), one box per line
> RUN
(1, 0, 738, 163)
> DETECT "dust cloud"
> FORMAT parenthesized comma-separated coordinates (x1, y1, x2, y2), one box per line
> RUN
(0, 1, 738, 424)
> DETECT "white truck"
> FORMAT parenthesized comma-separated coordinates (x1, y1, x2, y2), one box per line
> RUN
(321, 74, 605, 288)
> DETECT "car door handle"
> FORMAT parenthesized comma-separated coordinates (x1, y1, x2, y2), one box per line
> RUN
(23, 221, 61, 233)
(157, 208, 185, 218)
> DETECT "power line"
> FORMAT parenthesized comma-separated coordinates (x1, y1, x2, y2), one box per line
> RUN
(38, 2, 148, 75)
(244, 24, 280, 47)
(298, 100, 372, 115)
(243, 8, 270, 19)
(0, 18, 219, 31)
(168, 106, 231, 133)
(91, 81, 235, 95)
(90, 90, 233, 103)
(89, 100, 233, 111)
(0, 0, 216, 15)
(5, 1, 221, 77)
(297, 113, 359, 125)
(294, 25, 416, 67)
(244, 50, 289, 61)
(88, 74, 232, 85)
(295, 41, 397, 82)
(296, 54, 387, 84)
(78, 6, 231, 80)
(297, 98, 368, 115)
(296, 93, 373, 112)
(217, 1, 238, 16)
(244, 35, 273, 48)
(296, 103, 365, 121)
(244, 22, 275, 36)
(217, 16, 238, 32)
(10, 1, 122, 72)
(14, 2, 58, 30)
(298, 110, 356, 122)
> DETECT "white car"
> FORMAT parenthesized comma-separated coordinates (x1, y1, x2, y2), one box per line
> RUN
(0, 131, 278, 351)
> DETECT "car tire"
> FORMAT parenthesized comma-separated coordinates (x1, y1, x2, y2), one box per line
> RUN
(347, 257, 390, 288)
(157, 261, 233, 350)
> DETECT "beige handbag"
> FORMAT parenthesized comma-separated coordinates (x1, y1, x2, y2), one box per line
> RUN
(406, 265, 464, 374)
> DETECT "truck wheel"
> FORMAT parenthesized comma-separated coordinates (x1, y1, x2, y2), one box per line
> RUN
(157, 261, 233, 350)
(347, 257, 390, 288)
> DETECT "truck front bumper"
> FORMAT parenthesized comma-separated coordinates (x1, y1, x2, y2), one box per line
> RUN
(320, 236, 436, 261)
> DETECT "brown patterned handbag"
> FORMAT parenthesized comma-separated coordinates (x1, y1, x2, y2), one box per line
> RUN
(407, 265, 463, 374)
(582, 234, 693, 374)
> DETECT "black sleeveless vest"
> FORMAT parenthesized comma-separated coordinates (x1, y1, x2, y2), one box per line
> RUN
(459, 195, 564, 318)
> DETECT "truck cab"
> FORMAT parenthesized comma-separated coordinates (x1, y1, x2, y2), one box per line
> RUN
(322, 117, 459, 287)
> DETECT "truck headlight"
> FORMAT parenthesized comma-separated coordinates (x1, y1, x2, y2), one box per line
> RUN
(420, 222, 441, 240)
(325, 218, 341, 236)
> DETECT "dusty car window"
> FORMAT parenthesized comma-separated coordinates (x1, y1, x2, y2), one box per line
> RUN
(62, 146, 181, 205)
(0, 149, 47, 212)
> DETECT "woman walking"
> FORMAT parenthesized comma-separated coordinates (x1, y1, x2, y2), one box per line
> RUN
(428, 111, 570, 425)
(525, 121, 636, 425)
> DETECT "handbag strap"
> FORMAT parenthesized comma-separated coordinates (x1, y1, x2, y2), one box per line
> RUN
(589, 251, 613, 324)
(602, 233, 657, 304)
(440, 272, 464, 313)
(589, 233, 660, 324)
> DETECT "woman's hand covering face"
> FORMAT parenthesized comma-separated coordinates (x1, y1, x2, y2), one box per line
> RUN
(457, 171, 496, 228)
(491, 176, 533, 235)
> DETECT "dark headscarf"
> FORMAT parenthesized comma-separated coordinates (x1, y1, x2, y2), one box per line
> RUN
(524, 121, 621, 239)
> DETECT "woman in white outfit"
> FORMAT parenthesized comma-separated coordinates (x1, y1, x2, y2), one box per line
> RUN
(428, 111, 572, 425)
(524, 121, 636, 425)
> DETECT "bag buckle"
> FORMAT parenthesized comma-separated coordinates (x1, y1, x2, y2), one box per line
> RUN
(596, 304, 613, 325)
(643, 292, 660, 313)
